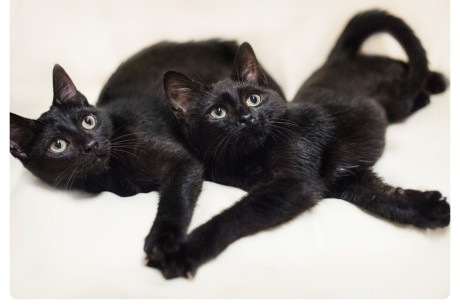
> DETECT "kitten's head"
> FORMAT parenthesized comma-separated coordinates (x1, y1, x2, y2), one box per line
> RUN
(164, 42, 287, 160)
(10, 65, 113, 188)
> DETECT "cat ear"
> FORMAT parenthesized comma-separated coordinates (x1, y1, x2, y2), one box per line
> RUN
(231, 42, 267, 85)
(52, 64, 89, 107)
(10, 113, 36, 160)
(163, 71, 204, 117)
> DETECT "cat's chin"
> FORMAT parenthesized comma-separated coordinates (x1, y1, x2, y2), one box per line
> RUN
(91, 154, 110, 172)
(235, 133, 268, 156)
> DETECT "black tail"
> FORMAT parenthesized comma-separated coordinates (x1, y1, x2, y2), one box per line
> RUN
(425, 71, 449, 94)
(327, 10, 431, 102)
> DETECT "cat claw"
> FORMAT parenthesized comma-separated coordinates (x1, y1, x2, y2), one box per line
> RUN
(186, 271, 195, 280)
(146, 254, 197, 280)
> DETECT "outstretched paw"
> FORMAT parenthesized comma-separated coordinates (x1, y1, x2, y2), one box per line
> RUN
(406, 190, 450, 229)
(144, 222, 185, 261)
(147, 247, 198, 280)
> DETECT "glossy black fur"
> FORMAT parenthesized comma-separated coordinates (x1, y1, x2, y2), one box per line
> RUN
(10, 40, 283, 262)
(159, 10, 450, 279)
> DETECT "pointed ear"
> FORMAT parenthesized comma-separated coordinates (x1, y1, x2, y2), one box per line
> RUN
(231, 42, 267, 85)
(10, 113, 36, 160)
(163, 71, 204, 118)
(53, 64, 89, 106)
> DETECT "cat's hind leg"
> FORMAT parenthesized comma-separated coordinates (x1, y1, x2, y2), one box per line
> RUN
(410, 71, 449, 114)
(395, 70, 449, 122)
(326, 169, 450, 229)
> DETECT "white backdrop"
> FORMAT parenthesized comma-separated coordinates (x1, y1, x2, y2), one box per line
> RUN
(9, 0, 450, 299)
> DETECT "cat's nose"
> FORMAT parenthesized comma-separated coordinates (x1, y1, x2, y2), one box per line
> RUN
(84, 140, 99, 153)
(239, 114, 255, 126)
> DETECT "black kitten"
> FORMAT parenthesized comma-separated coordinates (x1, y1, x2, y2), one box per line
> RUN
(160, 10, 450, 279)
(10, 40, 285, 262)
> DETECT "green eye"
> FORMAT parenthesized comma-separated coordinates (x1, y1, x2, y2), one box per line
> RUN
(82, 115, 96, 130)
(50, 139, 67, 153)
(246, 94, 261, 107)
(210, 106, 227, 119)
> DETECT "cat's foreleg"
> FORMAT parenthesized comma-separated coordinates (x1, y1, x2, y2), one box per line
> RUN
(150, 179, 320, 279)
(144, 157, 203, 261)
(327, 169, 450, 229)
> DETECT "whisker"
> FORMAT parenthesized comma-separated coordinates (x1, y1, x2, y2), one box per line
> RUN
(64, 163, 80, 190)
(111, 148, 140, 160)
(55, 164, 75, 188)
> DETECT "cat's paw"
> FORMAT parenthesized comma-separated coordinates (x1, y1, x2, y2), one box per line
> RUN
(144, 223, 185, 261)
(406, 190, 450, 229)
(147, 248, 197, 280)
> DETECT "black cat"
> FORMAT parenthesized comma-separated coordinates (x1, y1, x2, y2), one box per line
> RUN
(160, 10, 450, 279)
(10, 40, 283, 262)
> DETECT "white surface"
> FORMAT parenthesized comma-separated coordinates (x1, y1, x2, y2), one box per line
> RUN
(9, 0, 450, 299)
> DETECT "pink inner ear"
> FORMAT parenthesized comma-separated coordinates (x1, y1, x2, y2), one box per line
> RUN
(174, 88, 194, 111)
(245, 70, 259, 83)
(10, 140, 27, 159)
(10, 140, 19, 150)
(59, 88, 76, 102)
(56, 76, 78, 102)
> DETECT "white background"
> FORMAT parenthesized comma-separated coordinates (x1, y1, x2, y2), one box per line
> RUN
(8, 0, 454, 300)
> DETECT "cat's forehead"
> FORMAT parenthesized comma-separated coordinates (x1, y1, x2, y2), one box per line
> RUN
(41, 104, 95, 118)
(210, 79, 263, 103)
(37, 105, 97, 129)
(213, 78, 262, 92)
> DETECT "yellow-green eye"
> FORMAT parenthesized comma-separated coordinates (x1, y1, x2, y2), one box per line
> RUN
(210, 106, 227, 119)
(246, 94, 261, 107)
(50, 139, 67, 153)
(82, 115, 96, 130)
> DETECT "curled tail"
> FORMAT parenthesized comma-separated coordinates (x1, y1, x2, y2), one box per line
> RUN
(327, 10, 439, 105)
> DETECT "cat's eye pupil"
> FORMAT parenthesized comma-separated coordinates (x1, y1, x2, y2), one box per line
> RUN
(50, 138, 67, 153)
(82, 115, 96, 129)
(210, 106, 226, 119)
(247, 94, 261, 107)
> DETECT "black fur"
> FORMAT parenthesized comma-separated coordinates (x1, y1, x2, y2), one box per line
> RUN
(159, 10, 450, 279)
(10, 40, 284, 262)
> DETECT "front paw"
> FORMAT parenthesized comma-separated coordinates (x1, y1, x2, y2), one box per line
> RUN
(407, 190, 450, 229)
(144, 223, 185, 261)
(147, 247, 198, 280)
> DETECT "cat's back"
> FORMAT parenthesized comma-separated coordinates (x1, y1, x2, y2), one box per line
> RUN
(294, 56, 407, 102)
(97, 40, 238, 107)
